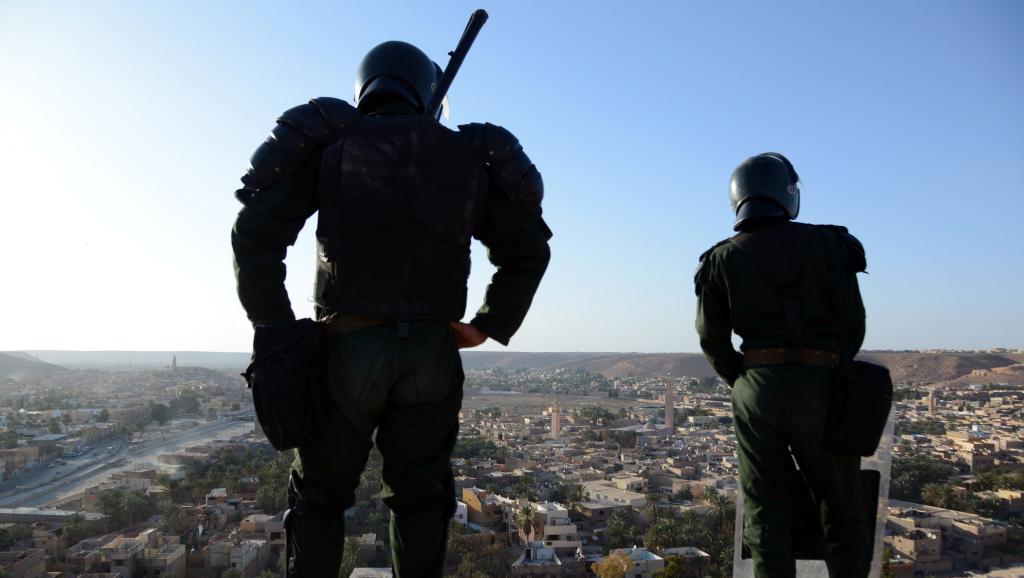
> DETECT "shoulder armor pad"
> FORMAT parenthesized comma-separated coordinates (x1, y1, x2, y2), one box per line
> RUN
(309, 97, 361, 133)
(694, 239, 730, 295)
(817, 224, 866, 272)
(235, 98, 361, 205)
(817, 224, 849, 235)
(457, 122, 544, 217)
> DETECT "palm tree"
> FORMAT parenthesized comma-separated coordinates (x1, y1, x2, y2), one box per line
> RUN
(645, 490, 662, 523)
(124, 491, 156, 524)
(514, 504, 537, 544)
(921, 483, 955, 509)
(603, 509, 635, 552)
(700, 487, 731, 533)
(643, 518, 678, 554)
(63, 513, 90, 545)
(481, 540, 508, 576)
(163, 504, 193, 536)
(566, 482, 587, 511)
(447, 519, 470, 564)
(95, 490, 127, 529)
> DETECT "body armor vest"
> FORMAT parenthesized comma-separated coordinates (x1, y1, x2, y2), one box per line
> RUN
(314, 116, 487, 321)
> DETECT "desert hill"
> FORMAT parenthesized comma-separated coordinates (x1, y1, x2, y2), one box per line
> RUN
(459, 352, 610, 370)
(0, 352, 66, 380)
(8, 349, 1023, 386)
(543, 353, 713, 379)
(463, 350, 1024, 385)
(23, 350, 250, 369)
(857, 352, 1024, 385)
(937, 363, 1024, 387)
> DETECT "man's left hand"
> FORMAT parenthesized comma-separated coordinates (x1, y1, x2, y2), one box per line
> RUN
(449, 322, 488, 349)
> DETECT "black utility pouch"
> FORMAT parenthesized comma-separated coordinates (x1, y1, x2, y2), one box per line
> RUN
(241, 318, 330, 451)
(829, 360, 893, 457)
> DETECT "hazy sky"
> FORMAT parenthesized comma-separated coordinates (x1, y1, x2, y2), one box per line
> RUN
(1, 1, 1022, 353)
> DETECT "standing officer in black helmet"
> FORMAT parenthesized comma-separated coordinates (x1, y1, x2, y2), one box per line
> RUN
(232, 40, 551, 577)
(694, 153, 870, 577)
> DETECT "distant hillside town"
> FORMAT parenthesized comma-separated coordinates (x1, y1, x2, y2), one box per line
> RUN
(0, 351, 1019, 576)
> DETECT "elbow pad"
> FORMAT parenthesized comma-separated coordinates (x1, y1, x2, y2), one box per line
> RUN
(458, 122, 544, 218)
(235, 97, 361, 205)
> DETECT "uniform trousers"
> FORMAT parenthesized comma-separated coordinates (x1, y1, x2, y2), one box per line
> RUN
(287, 320, 462, 578)
(732, 364, 870, 578)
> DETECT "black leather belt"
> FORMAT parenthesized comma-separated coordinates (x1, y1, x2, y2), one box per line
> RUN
(325, 315, 394, 336)
(743, 348, 840, 368)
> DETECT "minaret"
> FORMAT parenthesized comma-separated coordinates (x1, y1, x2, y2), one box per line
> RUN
(928, 390, 936, 415)
(664, 380, 674, 432)
(550, 399, 561, 439)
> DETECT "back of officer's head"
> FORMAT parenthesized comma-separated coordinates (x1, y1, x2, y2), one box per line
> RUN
(729, 153, 800, 231)
(354, 41, 439, 115)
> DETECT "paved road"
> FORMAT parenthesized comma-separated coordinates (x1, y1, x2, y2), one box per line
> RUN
(0, 418, 256, 508)
(0, 438, 130, 498)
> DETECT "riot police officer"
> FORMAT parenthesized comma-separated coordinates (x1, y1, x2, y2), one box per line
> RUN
(694, 153, 869, 577)
(232, 40, 551, 577)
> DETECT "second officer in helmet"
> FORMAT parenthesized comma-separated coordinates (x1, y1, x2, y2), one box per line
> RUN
(695, 153, 870, 577)
(232, 40, 552, 577)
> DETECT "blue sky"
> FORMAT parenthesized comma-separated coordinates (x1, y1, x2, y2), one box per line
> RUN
(1, 1, 1021, 352)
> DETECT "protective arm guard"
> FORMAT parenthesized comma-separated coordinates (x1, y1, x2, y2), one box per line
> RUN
(457, 122, 546, 220)
(232, 98, 357, 326)
(458, 123, 551, 345)
(235, 97, 361, 205)
(694, 240, 743, 385)
(818, 224, 868, 352)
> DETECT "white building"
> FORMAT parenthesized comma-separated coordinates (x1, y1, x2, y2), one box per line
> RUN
(533, 502, 581, 552)
(608, 546, 665, 578)
(453, 500, 468, 526)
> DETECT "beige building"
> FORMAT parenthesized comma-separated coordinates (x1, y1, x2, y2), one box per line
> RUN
(205, 536, 272, 577)
(581, 479, 646, 508)
(462, 487, 506, 529)
(138, 542, 186, 578)
(0, 549, 45, 578)
(531, 502, 581, 555)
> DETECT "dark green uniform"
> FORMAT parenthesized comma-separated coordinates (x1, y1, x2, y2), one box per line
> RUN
(695, 220, 869, 578)
(232, 119, 550, 576)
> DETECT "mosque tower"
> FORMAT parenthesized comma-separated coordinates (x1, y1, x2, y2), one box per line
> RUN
(550, 399, 561, 439)
(664, 380, 675, 432)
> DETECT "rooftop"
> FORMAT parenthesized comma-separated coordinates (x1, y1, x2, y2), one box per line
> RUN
(618, 546, 663, 561)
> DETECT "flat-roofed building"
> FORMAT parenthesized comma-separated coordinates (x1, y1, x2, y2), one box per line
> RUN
(604, 546, 664, 578)
(581, 480, 645, 508)
(0, 549, 45, 578)
(663, 547, 711, 577)
(139, 542, 186, 578)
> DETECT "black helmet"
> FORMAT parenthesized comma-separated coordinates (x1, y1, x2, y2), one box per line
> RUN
(729, 152, 800, 230)
(354, 41, 439, 114)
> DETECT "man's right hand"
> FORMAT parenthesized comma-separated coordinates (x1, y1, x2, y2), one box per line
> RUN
(449, 322, 488, 349)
